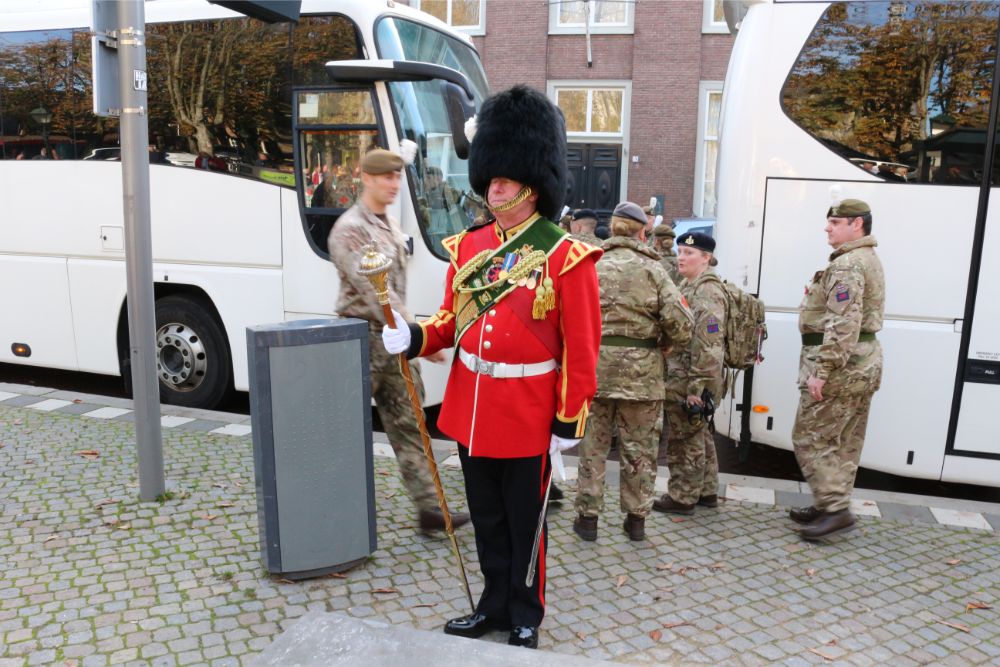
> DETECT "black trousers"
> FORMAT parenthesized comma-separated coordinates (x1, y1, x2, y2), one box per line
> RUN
(458, 446, 550, 628)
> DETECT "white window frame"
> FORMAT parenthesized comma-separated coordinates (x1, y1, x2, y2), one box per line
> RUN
(694, 80, 724, 218)
(702, 0, 728, 34)
(412, 0, 486, 36)
(547, 80, 632, 141)
(548, 0, 635, 35)
(547, 79, 632, 201)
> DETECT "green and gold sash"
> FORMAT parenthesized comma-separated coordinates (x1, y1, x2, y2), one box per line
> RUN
(453, 217, 568, 341)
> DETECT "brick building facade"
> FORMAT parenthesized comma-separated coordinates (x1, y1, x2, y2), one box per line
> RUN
(413, 0, 734, 222)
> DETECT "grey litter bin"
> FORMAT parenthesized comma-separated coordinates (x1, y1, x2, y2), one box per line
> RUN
(246, 318, 375, 579)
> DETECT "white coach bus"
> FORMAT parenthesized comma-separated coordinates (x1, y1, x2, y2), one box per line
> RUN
(714, 0, 1000, 486)
(0, 0, 488, 408)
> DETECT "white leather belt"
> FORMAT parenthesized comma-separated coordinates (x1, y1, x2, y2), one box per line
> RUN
(458, 348, 557, 379)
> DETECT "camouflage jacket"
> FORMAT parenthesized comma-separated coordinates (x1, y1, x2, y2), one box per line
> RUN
(571, 232, 602, 247)
(666, 269, 726, 399)
(798, 235, 884, 391)
(595, 237, 693, 401)
(659, 254, 681, 286)
(328, 200, 410, 324)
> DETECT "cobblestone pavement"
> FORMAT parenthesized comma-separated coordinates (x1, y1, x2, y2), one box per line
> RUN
(1, 401, 999, 666)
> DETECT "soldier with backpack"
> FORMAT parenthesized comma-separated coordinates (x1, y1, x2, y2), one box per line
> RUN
(653, 232, 727, 515)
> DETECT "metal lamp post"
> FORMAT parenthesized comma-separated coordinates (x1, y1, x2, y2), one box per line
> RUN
(30, 106, 52, 158)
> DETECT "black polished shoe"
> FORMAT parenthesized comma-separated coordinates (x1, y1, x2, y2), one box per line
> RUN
(443, 613, 506, 638)
(789, 505, 822, 525)
(419, 508, 471, 532)
(548, 483, 564, 502)
(652, 494, 695, 515)
(508, 625, 539, 648)
(800, 509, 856, 541)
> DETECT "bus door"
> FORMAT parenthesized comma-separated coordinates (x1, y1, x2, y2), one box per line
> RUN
(948, 188, 1000, 465)
(283, 87, 383, 317)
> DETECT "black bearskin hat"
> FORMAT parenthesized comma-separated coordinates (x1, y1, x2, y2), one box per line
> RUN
(468, 85, 567, 221)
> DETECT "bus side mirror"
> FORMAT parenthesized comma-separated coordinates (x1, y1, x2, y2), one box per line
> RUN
(441, 81, 475, 160)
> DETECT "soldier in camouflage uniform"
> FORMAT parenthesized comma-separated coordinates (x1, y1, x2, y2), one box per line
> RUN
(569, 208, 602, 246)
(653, 232, 726, 515)
(574, 201, 693, 541)
(651, 222, 681, 285)
(790, 198, 884, 540)
(329, 149, 470, 532)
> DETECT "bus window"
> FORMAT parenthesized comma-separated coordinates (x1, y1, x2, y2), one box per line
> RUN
(296, 90, 381, 252)
(781, 1, 1000, 185)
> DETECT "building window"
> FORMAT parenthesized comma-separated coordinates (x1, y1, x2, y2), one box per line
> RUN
(414, 0, 485, 36)
(703, 0, 728, 33)
(695, 81, 723, 217)
(548, 83, 630, 138)
(548, 0, 635, 35)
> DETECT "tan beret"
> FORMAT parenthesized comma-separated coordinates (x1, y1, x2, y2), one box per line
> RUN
(361, 149, 404, 175)
(652, 224, 676, 238)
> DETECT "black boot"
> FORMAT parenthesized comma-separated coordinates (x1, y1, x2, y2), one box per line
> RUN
(789, 505, 821, 525)
(573, 514, 598, 541)
(548, 483, 564, 502)
(697, 494, 719, 508)
(623, 513, 645, 541)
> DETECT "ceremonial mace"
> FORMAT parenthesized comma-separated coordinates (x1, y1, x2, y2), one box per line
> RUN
(357, 243, 475, 614)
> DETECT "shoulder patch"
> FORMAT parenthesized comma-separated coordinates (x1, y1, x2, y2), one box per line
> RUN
(441, 231, 466, 263)
(835, 283, 850, 302)
(559, 240, 602, 276)
(706, 314, 720, 334)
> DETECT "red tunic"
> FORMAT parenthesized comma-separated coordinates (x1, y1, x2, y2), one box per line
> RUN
(414, 215, 602, 458)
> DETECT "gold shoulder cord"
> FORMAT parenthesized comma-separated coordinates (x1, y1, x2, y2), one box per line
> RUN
(453, 249, 547, 293)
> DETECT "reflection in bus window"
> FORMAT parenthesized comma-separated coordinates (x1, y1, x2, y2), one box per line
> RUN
(297, 90, 381, 251)
(377, 16, 490, 259)
(0, 14, 363, 190)
(782, 1, 1000, 185)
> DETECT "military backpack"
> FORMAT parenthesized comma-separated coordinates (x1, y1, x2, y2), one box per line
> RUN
(721, 280, 767, 370)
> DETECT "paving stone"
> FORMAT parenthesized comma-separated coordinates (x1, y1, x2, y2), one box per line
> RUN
(1, 402, 999, 666)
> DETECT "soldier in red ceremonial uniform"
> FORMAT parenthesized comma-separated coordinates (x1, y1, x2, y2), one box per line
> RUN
(381, 86, 601, 649)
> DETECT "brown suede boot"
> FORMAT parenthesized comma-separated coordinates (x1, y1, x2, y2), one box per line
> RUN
(800, 509, 856, 541)
(623, 513, 645, 541)
(652, 494, 695, 515)
(573, 514, 598, 541)
(419, 509, 470, 532)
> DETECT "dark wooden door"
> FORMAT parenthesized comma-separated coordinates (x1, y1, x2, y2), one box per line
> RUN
(565, 143, 621, 213)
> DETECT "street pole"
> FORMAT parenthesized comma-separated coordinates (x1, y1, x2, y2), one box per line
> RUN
(117, 0, 164, 500)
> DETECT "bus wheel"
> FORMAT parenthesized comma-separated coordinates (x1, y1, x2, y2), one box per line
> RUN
(154, 295, 232, 409)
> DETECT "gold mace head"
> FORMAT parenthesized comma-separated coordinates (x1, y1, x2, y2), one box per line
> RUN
(357, 242, 393, 305)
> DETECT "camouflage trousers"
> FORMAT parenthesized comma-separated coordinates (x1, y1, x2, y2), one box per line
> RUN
(574, 398, 662, 518)
(369, 330, 437, 512)
(792, 390, 873, 513)
(663, 401, 719, 505)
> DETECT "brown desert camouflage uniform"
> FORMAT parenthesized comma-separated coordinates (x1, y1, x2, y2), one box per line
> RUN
(328, 201, 438, 512)
(664, 269, 726, 504)
(575, 237, 692, 518)
(793, 235, 884, 512)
